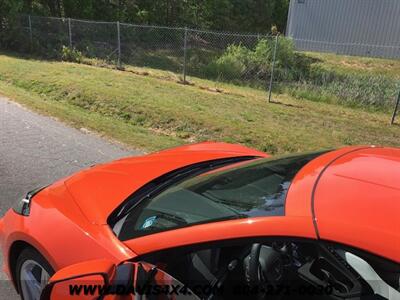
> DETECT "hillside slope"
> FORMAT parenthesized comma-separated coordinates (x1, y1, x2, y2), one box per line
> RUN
(0, 54, 398, 153)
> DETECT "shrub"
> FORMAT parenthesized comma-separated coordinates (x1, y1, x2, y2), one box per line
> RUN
(61, 46, 83, 63)
(204, 37, 307, 83)
(204, 44, 250, 80)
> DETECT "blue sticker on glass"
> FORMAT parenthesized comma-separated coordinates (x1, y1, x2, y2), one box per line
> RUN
(141, 216, 157, 229)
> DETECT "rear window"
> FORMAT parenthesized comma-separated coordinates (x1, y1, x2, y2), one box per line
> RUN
(115, 151, 326, 240)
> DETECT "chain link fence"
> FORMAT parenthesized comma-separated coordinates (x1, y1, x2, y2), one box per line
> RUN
(6, 15, 277, 99)
(2, 15, 400, 120)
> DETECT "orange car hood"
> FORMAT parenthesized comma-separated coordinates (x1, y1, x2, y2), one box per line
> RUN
(64, 142, 267, 225)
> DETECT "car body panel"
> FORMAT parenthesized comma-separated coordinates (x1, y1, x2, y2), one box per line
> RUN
(1, 141, 399, 294)
(0, 142, 267, 285)
(0, 180, 134, 282)
(123, 215, 317, 256)
(285, 146, 370, 219)
(64, 142, 268, 225)
(314, 147, 400, 263)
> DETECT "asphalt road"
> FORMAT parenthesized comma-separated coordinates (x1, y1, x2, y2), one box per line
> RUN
(0, 96, 138, 298)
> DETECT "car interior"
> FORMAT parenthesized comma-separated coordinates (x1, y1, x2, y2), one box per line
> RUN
(135, 238, 400, 300)
(111, 153, 324, 241)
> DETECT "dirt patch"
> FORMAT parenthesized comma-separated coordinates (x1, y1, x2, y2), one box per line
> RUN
(149, 127, 197, 143)
(199, 85, 224, 93)
(340, 60, 373, 70)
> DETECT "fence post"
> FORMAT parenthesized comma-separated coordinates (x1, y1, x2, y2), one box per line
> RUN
(391, 90, 400, 125)
(117, 21, 121, 69)
(182, 27, 188, 83)
(28, 15, 33, 50)
(68, 18, 72, 48)
(268, 34, 279, 103)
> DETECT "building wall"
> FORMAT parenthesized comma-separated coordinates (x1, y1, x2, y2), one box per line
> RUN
(286, 0, 400, 58)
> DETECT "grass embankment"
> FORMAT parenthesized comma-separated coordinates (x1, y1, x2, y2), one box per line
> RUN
(0, 53, 398, 154)
(281, 52, 400, 112)
(60, 38, 400, 112)
(307, 52, 400, 77)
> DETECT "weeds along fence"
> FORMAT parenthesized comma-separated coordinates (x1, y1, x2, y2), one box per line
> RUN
(2, 15, 400, 113)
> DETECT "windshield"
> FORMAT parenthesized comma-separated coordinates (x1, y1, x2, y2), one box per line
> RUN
(114, 151, 327, 240)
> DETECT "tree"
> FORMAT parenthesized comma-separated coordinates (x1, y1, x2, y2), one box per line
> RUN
(2, 0, 290, 34)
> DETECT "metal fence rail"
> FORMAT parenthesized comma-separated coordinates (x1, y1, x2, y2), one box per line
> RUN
(391, 91, 400, 125)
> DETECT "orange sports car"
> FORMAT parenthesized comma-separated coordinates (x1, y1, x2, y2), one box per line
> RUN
(0, 142, 399, 300)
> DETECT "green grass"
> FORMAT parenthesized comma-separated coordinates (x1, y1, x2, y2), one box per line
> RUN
(0, 53, 399, 154)
(307, 52, 400, 78)
(274, 51, 400, 112)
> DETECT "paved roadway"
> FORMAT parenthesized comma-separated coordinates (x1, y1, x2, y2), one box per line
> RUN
(0, 96, 138, 298)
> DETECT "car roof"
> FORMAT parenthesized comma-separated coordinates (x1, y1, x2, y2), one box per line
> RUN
(313, 147, 400, 263)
